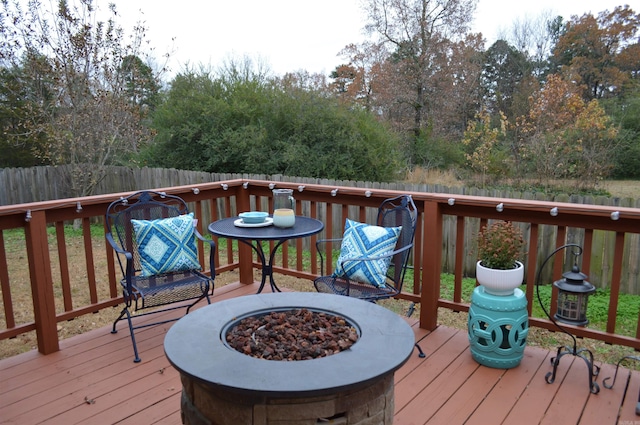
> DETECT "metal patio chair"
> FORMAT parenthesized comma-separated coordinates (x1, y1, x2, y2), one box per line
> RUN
(314, 194, 417, 302)
(313, 194, 424, 357)
(106, 190, 215, 362)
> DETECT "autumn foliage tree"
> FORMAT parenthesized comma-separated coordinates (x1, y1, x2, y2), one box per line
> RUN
(517, 74, 618, 189)
(552, 5, 640, 101)
(332, 41, 390, 112)
(462, 108, 508, 187)
(360, 0, 479, 167)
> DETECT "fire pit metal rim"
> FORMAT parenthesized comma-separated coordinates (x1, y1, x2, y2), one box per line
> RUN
(164, 292, 415, 398)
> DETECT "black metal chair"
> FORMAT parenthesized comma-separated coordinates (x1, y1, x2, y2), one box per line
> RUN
(314, 194, 418, 302)
(314, 194, 424, 357)
(106, 190, 215, 362)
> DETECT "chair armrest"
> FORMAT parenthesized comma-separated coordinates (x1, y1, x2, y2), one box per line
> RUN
(315, 237, 343, 250)
(316, 238, 343, 272)
(194, 229, 216, 278)
(105, 232, 130, 257)
(106, 232, 135, 290)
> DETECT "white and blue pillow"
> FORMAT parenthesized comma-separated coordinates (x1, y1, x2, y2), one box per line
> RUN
(131, 213, 200, 277)
(332, 219, 402, 288)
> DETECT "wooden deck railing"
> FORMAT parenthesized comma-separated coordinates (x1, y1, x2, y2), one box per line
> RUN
(1, 179, 639, 356)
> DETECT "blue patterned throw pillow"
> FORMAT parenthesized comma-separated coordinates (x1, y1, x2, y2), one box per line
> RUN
(131, 213, 200, 277)
(332, 219, 402, 288)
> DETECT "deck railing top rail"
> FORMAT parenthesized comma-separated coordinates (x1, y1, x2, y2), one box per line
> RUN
(1, 178, 639, 357)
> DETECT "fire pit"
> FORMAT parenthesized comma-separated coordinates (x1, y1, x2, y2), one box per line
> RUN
(164, 292, 415, 425)
(225, 308, 359, 360)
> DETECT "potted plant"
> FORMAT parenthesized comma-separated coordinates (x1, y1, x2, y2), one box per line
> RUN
(475, 220, 525, 296)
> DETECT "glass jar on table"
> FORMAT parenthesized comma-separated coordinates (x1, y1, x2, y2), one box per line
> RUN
(272, 189, 295, 228)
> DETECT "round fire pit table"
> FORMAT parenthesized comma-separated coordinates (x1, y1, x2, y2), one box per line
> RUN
(164, 292, 416, 425)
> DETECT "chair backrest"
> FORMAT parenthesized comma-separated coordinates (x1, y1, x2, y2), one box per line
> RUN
(376, 195, 418, 291)
(105, 191, 190, 276)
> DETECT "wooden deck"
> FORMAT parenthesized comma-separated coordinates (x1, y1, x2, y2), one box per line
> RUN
(2, 282, 640, 425)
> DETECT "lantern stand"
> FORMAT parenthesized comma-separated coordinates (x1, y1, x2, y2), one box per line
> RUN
(535, 243, 600, 394)
(603, 355, 640, 415)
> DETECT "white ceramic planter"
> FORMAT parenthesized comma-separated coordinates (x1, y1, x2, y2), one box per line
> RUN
(476, 260, 524, 296)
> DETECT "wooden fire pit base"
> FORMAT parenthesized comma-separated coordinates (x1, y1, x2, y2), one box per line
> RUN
(180, 372, 394, 424)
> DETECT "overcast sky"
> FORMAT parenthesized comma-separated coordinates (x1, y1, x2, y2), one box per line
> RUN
(106, 0, 639, 77)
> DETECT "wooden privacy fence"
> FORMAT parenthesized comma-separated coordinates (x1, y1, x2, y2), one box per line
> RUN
(1, 166, 640, 292)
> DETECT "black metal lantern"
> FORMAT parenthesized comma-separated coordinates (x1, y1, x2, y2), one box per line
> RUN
(553, 264, 596, 326)
(535, 244, 600, 394)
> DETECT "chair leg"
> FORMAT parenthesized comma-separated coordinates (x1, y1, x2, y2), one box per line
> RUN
(123, 308, 141, 363)
(112, 306, 141, 363)
(186, 292, 211, 314)
(401, 303, 425, 357)
(111, 306, 128, 333)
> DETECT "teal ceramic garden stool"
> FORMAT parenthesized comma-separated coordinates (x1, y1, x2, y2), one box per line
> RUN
(468, 286, 528, 369)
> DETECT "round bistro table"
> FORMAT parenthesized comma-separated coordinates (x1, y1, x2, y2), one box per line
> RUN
(208, 216, 324, 293)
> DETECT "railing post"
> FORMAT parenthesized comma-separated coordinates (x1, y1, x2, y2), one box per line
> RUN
(24, 210, 59, 354)
(235, 186, 255, 285)
(420, 200, 442, 331)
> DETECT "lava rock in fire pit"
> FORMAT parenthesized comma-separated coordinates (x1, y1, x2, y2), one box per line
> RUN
(226, 308, 359, 360)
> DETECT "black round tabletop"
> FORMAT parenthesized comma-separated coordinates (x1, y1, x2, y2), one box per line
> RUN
(208, 215, 324, 241)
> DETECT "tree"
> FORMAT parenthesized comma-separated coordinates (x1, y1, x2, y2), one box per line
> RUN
(481, 40, 531, 119)
(429, 34, 485, 140)
(462, 108, 508, 186)
(120, 55, 161, 111)
(357, 0, 479, 167)
(602, 89, 640, 178)
(0, 0, 160, 197)
(332, 41, 390, 111)
(278, 69, 329, 93)
(0, 62, 51, 167)
(498, 10, 563, 79)
(552, 5, 640, 100)
(568, 99, 620, 185)
(517, 74, 618, 189)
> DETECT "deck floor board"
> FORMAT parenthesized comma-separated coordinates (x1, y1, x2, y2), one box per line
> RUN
(1, 282, 638, 425)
